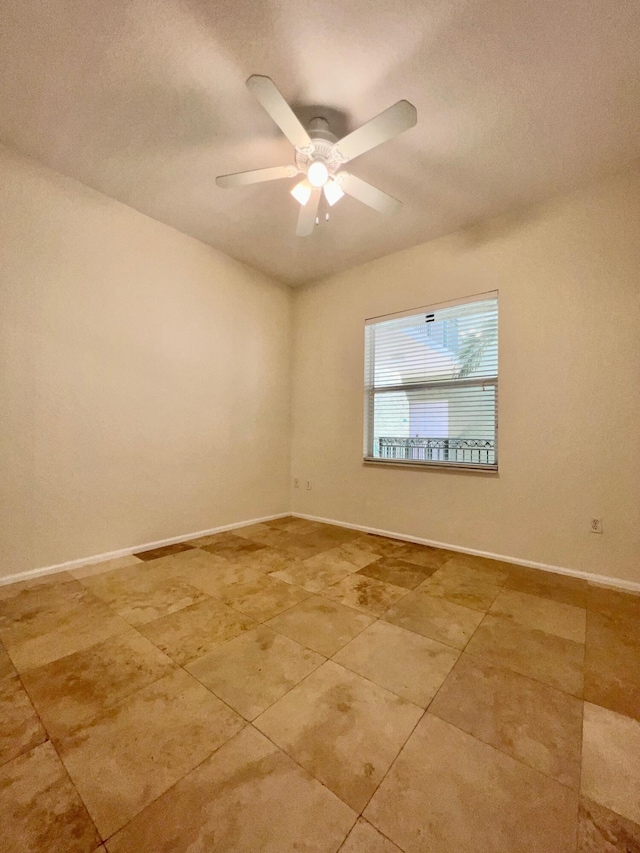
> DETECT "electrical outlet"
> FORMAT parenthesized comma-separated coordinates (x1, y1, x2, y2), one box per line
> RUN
(293, 478, 299, 489)
(590, 517, 603, 534)
(306, 480, 312, 490)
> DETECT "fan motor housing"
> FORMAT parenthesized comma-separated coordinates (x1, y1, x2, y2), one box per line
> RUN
(295, 117, 343, 173)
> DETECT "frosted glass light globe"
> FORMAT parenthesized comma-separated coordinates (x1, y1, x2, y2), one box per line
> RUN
(307, 160, 329, 187)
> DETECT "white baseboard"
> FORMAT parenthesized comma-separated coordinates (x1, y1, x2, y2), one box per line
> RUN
(0, 512, 290, 588)
(5, 508, 638, 595)
(293, 512, 640, 594)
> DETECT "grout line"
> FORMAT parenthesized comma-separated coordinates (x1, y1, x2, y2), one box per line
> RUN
(426, 651, 584, 792)
(461, 610, 586, 699)
(181, 631, 328, 725)
(46, 737, 103, 844)
(248, 719, 360, 834)
(98, 723, 254, 848)
(336, 816, 404, 853)
(357, 702, 427, 820)
(247, 648, 426, 822)
(0, 708, 99, 845)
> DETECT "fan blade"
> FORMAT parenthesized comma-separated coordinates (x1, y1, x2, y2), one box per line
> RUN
(338, 172, 402, 214)
(334, 100, 417, 162)
(216, 165, 298, 188)
(246, 75, 311, 149)
(296, 188, 321, 237)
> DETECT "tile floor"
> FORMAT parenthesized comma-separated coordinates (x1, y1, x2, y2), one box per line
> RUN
(1, 516, 639, 852)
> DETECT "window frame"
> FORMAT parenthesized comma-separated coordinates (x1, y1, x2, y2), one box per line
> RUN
(363, 291, 499, 472)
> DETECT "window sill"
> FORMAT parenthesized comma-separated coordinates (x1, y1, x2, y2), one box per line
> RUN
(363, 457, 498, 473)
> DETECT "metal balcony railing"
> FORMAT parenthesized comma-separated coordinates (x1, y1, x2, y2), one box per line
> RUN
(377, 436, 496, 465)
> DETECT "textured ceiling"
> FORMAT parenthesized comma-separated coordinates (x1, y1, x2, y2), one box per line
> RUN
(1, 0, 639, 285)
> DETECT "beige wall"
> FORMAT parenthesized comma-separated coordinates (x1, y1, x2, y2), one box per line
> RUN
(0, 146, 292, 578)
(291, 164, 640, 584)
(3, 144, 638, 586)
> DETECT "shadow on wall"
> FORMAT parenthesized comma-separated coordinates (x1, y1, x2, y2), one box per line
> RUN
(455, 199, 554, 248)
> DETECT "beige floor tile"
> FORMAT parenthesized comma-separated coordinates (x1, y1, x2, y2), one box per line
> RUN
(0, 571, 75, 601)
(274, 521, 328, 540)
(441, 553, 512, 585)
(0, 577, 102, 636)
(195, 530, 261, 549)
(505, 565, 589, 608)
(489, 588, 586, 642)
(585, 640, 640, 723)
(0, 741, 100, 853)
(106, 726, 356, 853)
(254, 660, 423, 812)
(578, 795, 640, 852)
(233, 546, 305, 574)
(134, 542, 196, 561)
(277, 535, 337, 560)
(196, 531, 260, 550)
(287, 519, 328, 535)
(333, 620, 460, 708)
(353, 534, 404, 556)
(21, 629, 176, 740)
(186, 532, 227, 547)
(339, 818, 402, 853)
(357, 556, 437, 590)
(391, 543, 451, 570)
(418, 565, 502, 611)
(305, 524, 362, 547)
(217, 574, 311, 621)
(384, 591, 484, 649)
(329, 540, 383, 569)
(587, 602, 640, 649)
(138, 597, 255, 665)
(231, 522, 272, 540)
(0, 670, 47, 766)
(265, 595, 374, 657)
(489, 589, 587, 643)
(225, 525, 297, 548)
(321, 574, 409, 617)
(582, 702, 640, 824)
(128, 547, 224, 581)
(80, 567, 208, 625)
(585, 609, 640, 722)
(364, 713, 578, 853)
(134, 542, 194, 562)
(587, 584, 640, 621)
(57, 668, 244, 838)
(270, 550, 357, 592)
(69, 555, 143, 580)
(179, 555, 266, 596)
(0, 581, 131, 671)
(465, 614, 584, 696)
(264, 515, 315, 530)
(201, 535, 267, 560)
(430, 653, 583, 787)
(186, 626, 324, 720)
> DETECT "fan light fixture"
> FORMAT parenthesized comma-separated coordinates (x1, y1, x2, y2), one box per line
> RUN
(290, 180, 312, 206)
(216, 75, 417, 236)
(307, 160, 329, 187)
(323, 179, 344, 207)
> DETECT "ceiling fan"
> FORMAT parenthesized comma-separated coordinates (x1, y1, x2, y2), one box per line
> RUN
(216, 75, 417, 237)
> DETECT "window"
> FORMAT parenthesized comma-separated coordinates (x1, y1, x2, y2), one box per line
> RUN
(364, 291, 498, 470)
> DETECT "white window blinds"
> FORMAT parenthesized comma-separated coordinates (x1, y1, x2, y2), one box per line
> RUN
(364, 292, 498, 469)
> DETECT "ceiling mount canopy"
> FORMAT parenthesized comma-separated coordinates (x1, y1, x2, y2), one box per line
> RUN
(216, 75, 417, 237)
